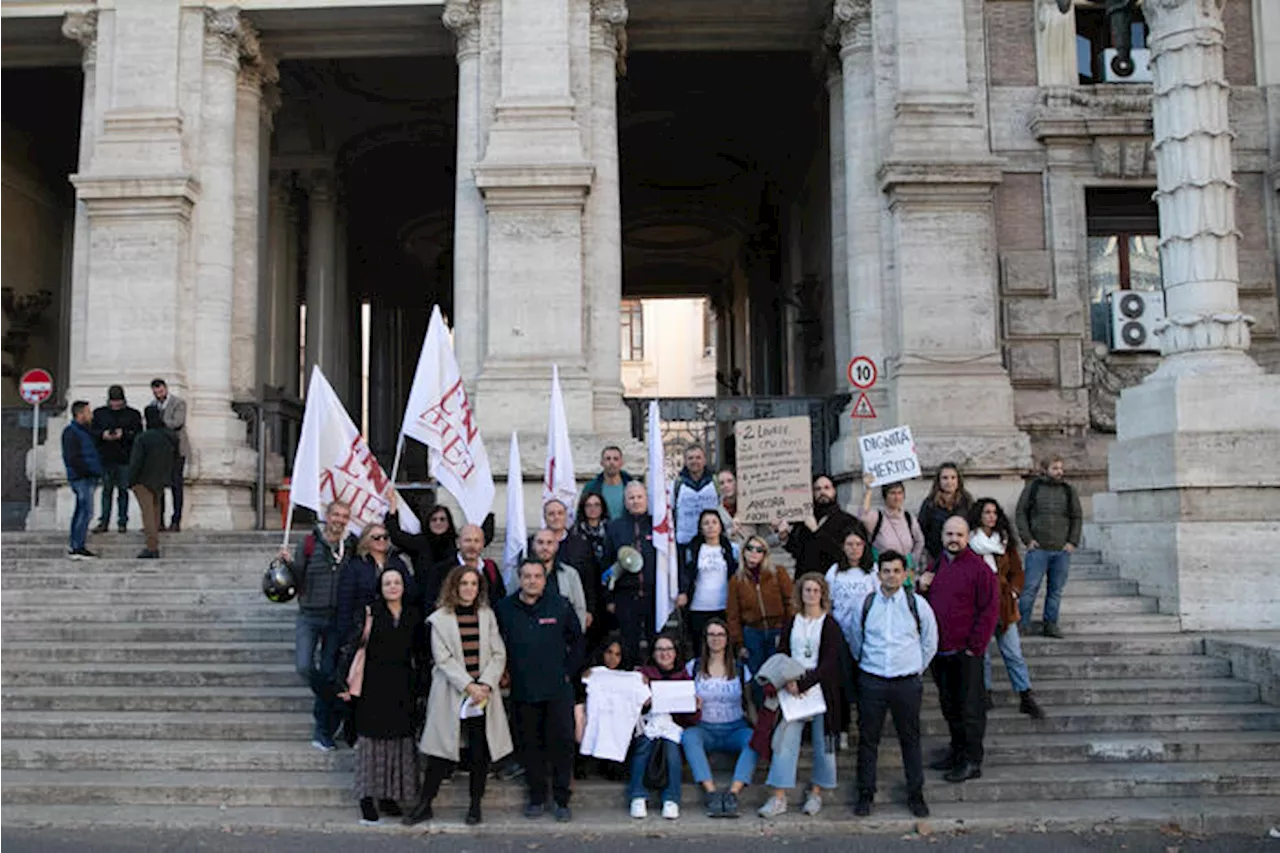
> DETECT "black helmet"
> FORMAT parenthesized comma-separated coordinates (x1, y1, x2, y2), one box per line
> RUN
(262, 558, 297, 603)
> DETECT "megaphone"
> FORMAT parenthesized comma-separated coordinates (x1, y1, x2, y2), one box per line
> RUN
(607, 545, 645, 590)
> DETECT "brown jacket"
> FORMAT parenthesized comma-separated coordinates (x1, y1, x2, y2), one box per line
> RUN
(726, 567, 795, 644)
(995, 546, 1025, 632)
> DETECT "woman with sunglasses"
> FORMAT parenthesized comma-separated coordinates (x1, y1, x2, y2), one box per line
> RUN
(681, 617, 758, 818)
(725, 535, 794, 680)
(627, 633, 699, 820)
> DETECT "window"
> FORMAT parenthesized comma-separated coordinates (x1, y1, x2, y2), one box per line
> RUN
(1086, 188, 1161, 343)
(1075, 2, 1148, 84)
(621, 299, 644, 362)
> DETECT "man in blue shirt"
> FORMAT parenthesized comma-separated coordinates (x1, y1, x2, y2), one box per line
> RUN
(848, 550, 938, 818)
(61, 400, 103, 559)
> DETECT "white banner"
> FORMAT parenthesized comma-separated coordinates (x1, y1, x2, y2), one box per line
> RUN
(858, 424, 922, 487)
(293, 367, 420, 536)
(543, 365, 578, 515)
(503, 431, 528, 593)
(648, 400, 678, 633)
(400, 305, 495, 525)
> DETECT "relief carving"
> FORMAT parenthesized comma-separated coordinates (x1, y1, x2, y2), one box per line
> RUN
(1081, 342, 1155, 432)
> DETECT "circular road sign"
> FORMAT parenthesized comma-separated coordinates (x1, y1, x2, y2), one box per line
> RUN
(847, 356, 878, 390)
(19, 368, 53, 405)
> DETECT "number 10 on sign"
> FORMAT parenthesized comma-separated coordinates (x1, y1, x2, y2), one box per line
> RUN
(847, 356, 877, 390)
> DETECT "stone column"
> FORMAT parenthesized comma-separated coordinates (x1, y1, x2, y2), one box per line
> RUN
(283, 199, 301, 397)
(232, 28, 276, 402)
(825, 56, 850, 382)
(60, 11, 98, 405)
(304, 170, 338, 388)
(263, 174, 293, 392)
(333, 208, 350, 406)
(586, 0, 628, 436)
(1093, 0, 1280, 630)
(444, 0, 486, 384)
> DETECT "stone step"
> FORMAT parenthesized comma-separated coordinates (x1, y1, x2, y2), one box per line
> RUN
(914, 702, 1280, 736)
(1, 589, 269, 606)
(1015, 634, 1204, 657)
(0, 641, 296, 665)
(1, 711, 312, 741)
(0, 558, 290, 574)
(988, 654, 1231, 681)
(4, 760, 1277, 808)
(1, 545, 295, 560)
(1032, 614, 1182, 634)
(1027, 596, 1157, 616)
(1, 663, 301, 688)
(925, 678, 1259, 707)
(1, 605, 296, 623)
(3, 532, 304, 544)
(1, 686, 313, 714)
(1, 623, 296, 643)
(1, 572, 268, 591)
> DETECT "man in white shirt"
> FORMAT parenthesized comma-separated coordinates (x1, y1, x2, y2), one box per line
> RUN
(847, 550, 939, 819)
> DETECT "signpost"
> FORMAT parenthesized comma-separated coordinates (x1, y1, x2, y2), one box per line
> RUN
(847, 355, 878, 422)
(19, 368, 53, 512)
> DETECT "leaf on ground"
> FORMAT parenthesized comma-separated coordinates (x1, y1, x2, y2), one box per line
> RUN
(1159, 823, 1185, 837)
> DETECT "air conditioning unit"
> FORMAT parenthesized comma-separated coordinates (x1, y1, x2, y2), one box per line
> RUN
(1102, 47, 1153, 83)
(1109, 290, 1165, 353)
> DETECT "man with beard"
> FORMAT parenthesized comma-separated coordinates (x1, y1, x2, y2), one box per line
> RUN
(775, 474, 866, 576)
(917, 516, 999, 783)
(533, 499, 598, 625)
(1014, 455, 1082, 638)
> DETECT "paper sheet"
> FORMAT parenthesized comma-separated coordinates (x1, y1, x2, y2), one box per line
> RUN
(648, 680, 697, 714)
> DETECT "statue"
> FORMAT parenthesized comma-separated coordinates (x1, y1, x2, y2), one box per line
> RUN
(1037, 0, 1077, 87)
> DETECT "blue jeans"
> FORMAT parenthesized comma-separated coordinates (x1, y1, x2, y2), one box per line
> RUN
(984, 624, 1032, 693)
(98, 463, 130, 526)
(1020, 549, 1071, 625)
(68, 478, 97, 551)
(682, 720, 759, 786)
(765, 712, 836, 791)
(295, 612, 342, 742)
(627, 735, 683, 804)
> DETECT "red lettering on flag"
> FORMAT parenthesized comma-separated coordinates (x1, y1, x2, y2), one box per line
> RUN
(416, 377, 480, 480)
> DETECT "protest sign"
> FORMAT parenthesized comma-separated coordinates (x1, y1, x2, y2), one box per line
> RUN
(734, 416, 813, 524)
(858, 424, 922, 486)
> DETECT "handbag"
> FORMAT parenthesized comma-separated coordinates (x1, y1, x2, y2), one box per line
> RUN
(345, 607, 373, 698)
(642, 737, 669, 790)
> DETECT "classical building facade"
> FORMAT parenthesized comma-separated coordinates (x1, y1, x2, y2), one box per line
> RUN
(3, 0, 1278, 616)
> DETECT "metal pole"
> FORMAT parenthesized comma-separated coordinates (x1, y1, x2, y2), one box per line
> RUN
(255, 403, 266, 530)
(30, 400, 39, 513)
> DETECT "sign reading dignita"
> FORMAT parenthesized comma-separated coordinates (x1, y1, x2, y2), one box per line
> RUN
(858, 425, 922, 487)
(735, 416, 813, 524)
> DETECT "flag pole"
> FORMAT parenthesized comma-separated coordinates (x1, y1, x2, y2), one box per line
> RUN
(388, 433, 406, 486)
(281, 501, 294, 552)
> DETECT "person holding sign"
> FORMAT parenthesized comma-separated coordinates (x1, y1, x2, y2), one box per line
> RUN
(627, 633, 699, 820)
(860, 473, 926, 571)
(757, 574, 846, 820)
(776, 474, 866, 577)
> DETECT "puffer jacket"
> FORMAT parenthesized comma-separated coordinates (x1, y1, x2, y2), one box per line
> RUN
(1015, 476, 1083, 551)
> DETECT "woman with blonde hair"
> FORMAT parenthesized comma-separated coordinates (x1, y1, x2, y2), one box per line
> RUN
(757, 572, 846, 819)
(404, 565, 513, 826)
(725, 535, 794, 681)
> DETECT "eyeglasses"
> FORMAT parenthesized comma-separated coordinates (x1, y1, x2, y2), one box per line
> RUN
(654, 646, 676, 653)
(369, 534, 388, 541)
(744, 544, 767, 554)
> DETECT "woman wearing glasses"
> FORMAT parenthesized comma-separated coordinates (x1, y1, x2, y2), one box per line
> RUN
(681, 617, 758, 818)
(337, 524, 417, 647)
(627, 633, 699, 820)
(725, 535, 794, 679)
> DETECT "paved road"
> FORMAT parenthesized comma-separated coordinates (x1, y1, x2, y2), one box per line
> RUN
(3, 828, 1275, 853)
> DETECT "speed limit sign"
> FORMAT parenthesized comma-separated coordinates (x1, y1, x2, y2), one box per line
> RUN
(847, 356, 877, 390)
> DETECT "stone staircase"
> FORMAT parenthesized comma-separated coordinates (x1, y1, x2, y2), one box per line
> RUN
(3, 531, 1279, 834)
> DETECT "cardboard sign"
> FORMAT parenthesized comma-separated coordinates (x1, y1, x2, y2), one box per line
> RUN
(734, 416, 813, 524)
(858, 425, 922, 487)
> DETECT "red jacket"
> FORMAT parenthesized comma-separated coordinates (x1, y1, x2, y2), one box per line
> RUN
(924, 548, 999, 657)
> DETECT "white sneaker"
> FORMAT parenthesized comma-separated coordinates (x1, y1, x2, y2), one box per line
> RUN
(802, 792, 822, 816)
(630, 798, 647, 819)
(757, 796, 787, 819)
(662, 801, 679, 820)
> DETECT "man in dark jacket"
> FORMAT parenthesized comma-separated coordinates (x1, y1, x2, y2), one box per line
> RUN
(603, 481, 661, 664)
(918, 516, 998, 784)
(495, 559, 584, 823)
(536, 498, 597, 621)
(61, 400, 103, 560)
(128, 406, 176, 558)
(92, 385, 143, 533)
(776, 474, 866, 575)
(1014, 455, 1083, 638)
(582, 445, 633, 520)
(279, 500, 357, 751)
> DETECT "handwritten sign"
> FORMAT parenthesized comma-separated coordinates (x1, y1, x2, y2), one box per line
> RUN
(858, 425, 922, 487)
(735, 416, 813, 524)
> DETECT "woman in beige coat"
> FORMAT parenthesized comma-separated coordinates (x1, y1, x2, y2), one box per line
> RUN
(404, 565, 513, 826)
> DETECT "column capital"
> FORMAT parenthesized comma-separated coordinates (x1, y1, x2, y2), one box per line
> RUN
(302, 169, 337, 203)
(443, 0, 481, 58)
(1142, 0, 1226, 38)
(827, 0, 872, 53)
(61, 10, 99, 68)
(590, 0, 629, 71)
(204, 7, 243, 68)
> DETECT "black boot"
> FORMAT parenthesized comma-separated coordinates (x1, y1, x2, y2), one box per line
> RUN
(403, 796, 433, 826)
(359, 797, 379, 825)
(378, 799, 402, 817)
(1019, 690, 1047, 719)
(943, 761, 982, 783)
(466, 802, 482, 825)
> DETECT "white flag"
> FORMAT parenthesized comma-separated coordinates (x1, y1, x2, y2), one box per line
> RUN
(400, 305, 495, 525)
(503, 431, 528, 593)
(293, 367, 420, 536)
(543, 365, 578, 516)
(648, 400, 678, 633)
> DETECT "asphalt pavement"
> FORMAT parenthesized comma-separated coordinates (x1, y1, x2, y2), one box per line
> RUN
(3, 827, 1277, 853)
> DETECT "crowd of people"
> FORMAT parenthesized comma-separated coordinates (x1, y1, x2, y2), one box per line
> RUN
(60, 379, 189, 559)
(273, 444, 1082, 825)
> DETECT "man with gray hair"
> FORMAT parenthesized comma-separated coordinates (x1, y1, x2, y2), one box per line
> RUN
(602, 481, 659, 663)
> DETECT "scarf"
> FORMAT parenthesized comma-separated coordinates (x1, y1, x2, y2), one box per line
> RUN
(968, 529, 1006, 573)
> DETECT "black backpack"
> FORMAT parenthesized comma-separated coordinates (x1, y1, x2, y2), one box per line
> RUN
(870, 509, 913, 547)
(860, 588, 922, 643)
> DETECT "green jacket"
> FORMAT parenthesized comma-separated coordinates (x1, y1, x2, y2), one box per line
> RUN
(1015, 475, 1083, 551)
(128, 427, 177, 492)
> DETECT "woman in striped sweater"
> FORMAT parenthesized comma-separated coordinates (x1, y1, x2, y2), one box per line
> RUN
(406, 565, 513, 826)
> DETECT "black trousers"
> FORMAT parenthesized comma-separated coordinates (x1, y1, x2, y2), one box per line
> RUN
(157, 455, 185, 525)
(513, 697, 575, 807)
(421, 717, 490, 807)
(856, 669, 924, 797)
(613, 592, 653, 667)
(931, 653, 986, 764)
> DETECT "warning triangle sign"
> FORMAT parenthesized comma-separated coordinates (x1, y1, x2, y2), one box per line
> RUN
(851, 392, 876, 419)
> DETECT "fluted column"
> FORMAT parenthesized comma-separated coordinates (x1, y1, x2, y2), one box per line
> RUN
(264, 173, 295, 392)
(586, 0, 628, 435)
(1145, 0, 1255, 371)
(825, 55, 849, 379)
(304, 170, 338, 389)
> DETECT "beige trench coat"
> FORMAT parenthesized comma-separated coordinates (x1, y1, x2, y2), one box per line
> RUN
(419, 606, 513, 763)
